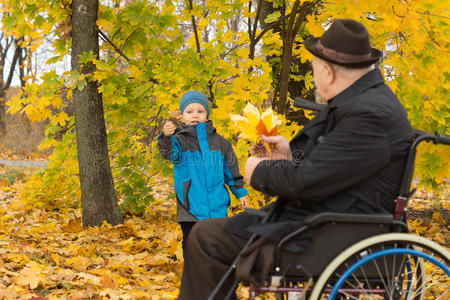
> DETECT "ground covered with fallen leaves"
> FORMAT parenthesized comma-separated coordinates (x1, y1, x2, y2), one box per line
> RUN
(0, 160, 448, 299)
(0, 165, 182, 299)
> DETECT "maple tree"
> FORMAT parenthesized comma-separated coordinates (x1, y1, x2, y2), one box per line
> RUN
(0, 0, 447, 215)
(71, 0, 122, 226)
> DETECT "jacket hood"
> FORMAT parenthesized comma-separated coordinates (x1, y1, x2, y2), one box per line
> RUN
(176, 120, 216, 136)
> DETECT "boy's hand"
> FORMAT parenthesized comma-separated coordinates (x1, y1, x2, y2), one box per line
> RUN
(239, 197, 248, 208)
(163, 121, 176, 136)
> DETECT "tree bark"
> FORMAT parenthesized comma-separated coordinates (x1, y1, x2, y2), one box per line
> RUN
(258, 0, 319, 121)
(0, 36, 22, 132)
(71, 0, 123, 227)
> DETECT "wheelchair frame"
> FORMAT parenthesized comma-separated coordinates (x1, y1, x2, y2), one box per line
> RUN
(209, 98, 450, 300)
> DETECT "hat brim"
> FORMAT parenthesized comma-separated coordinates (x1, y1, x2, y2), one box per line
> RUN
(304, 38, 382, 68)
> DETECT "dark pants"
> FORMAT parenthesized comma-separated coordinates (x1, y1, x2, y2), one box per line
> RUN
(178, 218, 248, 300)
(179, 221, 196, 253)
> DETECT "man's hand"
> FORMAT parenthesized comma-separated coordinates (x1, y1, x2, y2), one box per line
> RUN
(244, 156, 266, 183)
(239, 197, 247, 208)
(163, 121, 176, 136)
(251, 135, 292, 160)
(250, 142, 268, 157)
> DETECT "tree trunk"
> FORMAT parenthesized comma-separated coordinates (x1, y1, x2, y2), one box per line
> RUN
(258, 0, 319, 122)
(0, 36, 22, 133)
(71, 0, 123, 227)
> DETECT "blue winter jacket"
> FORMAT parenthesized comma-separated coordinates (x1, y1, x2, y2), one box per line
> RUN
(157, 121, 247, 222)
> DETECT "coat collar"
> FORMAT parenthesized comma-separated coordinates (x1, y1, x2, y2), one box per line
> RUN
(176, 120, 216, 136)
(293, 69, 384, 139)
(328, 68, 384, 109)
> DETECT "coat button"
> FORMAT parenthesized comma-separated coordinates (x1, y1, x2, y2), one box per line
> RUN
(317, 135, 325, 143)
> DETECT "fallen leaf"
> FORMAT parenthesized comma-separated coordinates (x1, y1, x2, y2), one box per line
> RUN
(101, 274, 116, 289)
(61, 217, 83, 233)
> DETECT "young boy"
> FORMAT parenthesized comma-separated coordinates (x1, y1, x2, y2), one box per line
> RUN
(157, 90, 247, 252)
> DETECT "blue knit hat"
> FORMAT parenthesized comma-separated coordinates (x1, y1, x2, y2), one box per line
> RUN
(179, 91, 210, 117)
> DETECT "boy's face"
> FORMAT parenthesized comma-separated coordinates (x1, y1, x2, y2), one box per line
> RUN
(182, 102, 208, 125)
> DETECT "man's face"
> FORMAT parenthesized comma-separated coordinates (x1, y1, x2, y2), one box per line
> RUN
(182, 102, 208, 125)
(311, 57, 327, 104)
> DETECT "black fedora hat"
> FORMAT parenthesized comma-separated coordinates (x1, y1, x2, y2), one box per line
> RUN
(304, 19, 382, 67)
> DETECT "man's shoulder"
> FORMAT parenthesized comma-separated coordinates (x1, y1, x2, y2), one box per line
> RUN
(333, 86, 411, 134)
(341, 85, 405, 117)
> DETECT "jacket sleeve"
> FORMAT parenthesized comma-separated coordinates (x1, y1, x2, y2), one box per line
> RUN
(222, 140, 247, 199)
(157, 132, 182, 162)
(250, 111, 391, 202)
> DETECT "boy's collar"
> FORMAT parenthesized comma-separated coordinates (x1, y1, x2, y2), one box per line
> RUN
(177, 120, 215, 134)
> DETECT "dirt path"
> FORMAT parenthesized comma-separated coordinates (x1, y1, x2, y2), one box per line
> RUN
(0, 159, 48, 168)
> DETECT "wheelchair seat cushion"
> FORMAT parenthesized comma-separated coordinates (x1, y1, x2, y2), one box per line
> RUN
(235, 221, 392, 286)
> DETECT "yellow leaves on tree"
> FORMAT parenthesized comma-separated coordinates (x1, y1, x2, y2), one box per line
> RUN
(230, 102, 282, 153)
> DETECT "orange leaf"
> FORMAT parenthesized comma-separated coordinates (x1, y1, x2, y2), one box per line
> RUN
(432, 212, 440, 221)
(61, 217, 83, 233)
(268, 126, 278, 137)
(256, 119, 269, 136)
(101, 274, 116, 289)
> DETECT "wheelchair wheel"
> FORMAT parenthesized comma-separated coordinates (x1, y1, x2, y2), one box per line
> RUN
(310, 233, 449, 300)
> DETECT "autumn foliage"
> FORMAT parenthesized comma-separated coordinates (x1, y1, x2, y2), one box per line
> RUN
(0, 173, 182, 299)
(0, 163, 447, 299)
(0, 0, 447, 298)
(2, 4, 450, 299)
(230, 102, 283, 153)
(0, 0, 446, 213)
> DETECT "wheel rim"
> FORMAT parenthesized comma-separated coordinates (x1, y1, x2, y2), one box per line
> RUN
(328, 248, 449, 299)
(309, 233, 450, 300)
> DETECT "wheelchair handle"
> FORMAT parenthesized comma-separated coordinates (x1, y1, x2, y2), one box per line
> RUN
(435, 131, 450, 145)
(293, 97, 326, 111)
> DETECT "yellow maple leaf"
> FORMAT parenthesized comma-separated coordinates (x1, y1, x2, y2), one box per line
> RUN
(16, 261, 47, 289)
(61, 217, 83, 233)
(16, 268, 40, 289)
(230, 102, 282, 152)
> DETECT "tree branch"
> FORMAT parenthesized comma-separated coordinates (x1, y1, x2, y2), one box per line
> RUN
(5, 39, 21, 89)
(416, 11, 450, 20)
(98, 29, 159, 85)
(98, 29, 130, 62)
(255, 13, 291, 45)
(277, 0, 321, 114)
(187, 0, 201, 53)
(417, 17, 440, 47)
(220, 43, 247, 60)
(277, 0, 300, 114)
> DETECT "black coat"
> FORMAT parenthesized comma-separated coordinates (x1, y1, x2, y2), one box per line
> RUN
(226, 69, 414, 251)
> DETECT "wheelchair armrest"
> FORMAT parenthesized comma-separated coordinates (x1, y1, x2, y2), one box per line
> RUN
(304, 212, 394, 227)
(244, 208, 269, 218)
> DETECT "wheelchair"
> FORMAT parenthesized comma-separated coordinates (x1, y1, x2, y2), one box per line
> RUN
(210, 128, 450, 300)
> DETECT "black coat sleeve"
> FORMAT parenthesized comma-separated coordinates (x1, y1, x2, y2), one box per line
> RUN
(250, 111, 391, 202)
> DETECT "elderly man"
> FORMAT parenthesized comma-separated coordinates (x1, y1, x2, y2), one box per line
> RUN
(178, 19, 413, 299)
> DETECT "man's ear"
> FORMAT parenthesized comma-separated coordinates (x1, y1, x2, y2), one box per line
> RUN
(323, 63, 335, 85)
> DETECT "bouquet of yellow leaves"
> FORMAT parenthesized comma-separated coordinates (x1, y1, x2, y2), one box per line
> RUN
(230, 102, 282, 153)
